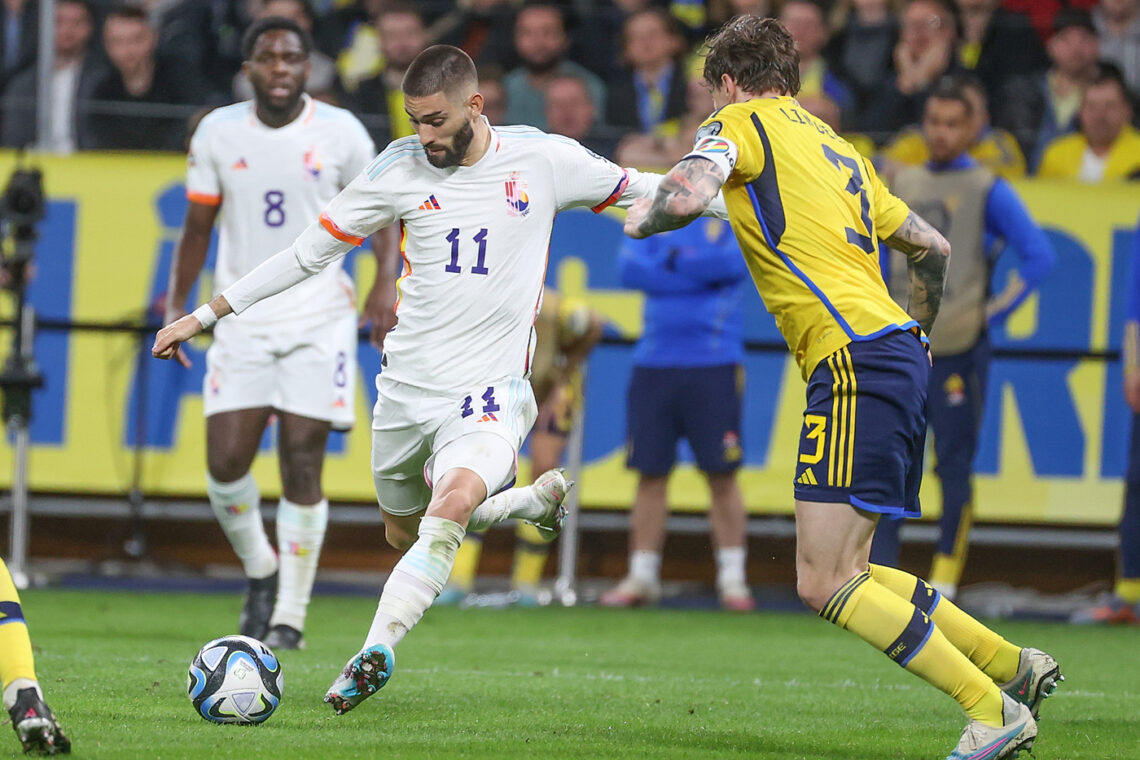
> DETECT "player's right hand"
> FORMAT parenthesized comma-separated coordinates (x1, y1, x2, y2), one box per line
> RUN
(152, 314, 202, 368)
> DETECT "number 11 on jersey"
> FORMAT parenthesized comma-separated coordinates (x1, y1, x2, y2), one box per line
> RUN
(445, 228, 490, 275)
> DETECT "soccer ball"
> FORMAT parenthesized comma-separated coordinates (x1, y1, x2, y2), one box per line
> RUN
(187, 635, 283, 724)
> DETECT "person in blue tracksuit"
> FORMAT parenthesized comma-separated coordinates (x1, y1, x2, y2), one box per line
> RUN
(600, 216, 756, 610)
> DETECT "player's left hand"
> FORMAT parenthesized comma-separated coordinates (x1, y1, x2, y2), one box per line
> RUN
(361, 282, 398, 350)
(623, 198, 652, 239)
(152, 314, 202, 367)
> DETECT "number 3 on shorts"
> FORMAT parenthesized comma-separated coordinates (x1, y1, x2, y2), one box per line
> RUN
(799, 414, 826, 464)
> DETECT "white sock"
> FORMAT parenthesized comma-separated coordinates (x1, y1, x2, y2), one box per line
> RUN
(207, 473, 277, 579)
(270, 498, 328, 631)
(629, 550, 661, 585)
(2, 679, 40, 711)
(715, 546, 747, 587)
(364, 515, 465, 651)
(467, 485, 545, 531)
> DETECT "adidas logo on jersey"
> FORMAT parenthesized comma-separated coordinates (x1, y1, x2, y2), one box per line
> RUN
(796, 468, 818, 486)
(418, 195, 441, 210)
(477, 412, 498, 423)
(231, 157, 249, 170)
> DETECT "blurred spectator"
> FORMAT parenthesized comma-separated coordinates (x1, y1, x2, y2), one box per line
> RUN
(797, 91, 878, 157)
(428, 0, 521, 69)
(545, 73, 616, 158)
(1094, 0, 1140, 92)
(480, 73, 507, 125)
(953, 0, 1047, 99)
(1002, 0, 1101, 42)
(340, 3, 427, 147)
(0, 0, 37, 95)
(503, 4, 606, 130)
(781, 0, 853, 114)
(862, 0, 962, 139)
(616, 60, 711, 168)
(882, 74, 1026, 178)
(710, 0, 774, 23)
(234, 0, 337, 103)
(871, 75, 1055, 588)
(825, 0, 900, 129)
(1037, 64, 1140, 181)
(320, 0, 386, 94)
(86, 4, 209, 151)
(997, 9, 1100, 172)
(568, 0, 657, 81)
(1, 0, 102, 151)
(144, 0, 250, 100)
(606, 8, 688, 135)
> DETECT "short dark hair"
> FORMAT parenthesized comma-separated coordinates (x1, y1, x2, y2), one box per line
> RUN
(241, 16, 313, 60)
(1091, 61, 1131, 100)
(105, 3, 149, 25)
(926, 75, 976, 118)
(703, 15, 800, 97)
(402, 44, 477, 98)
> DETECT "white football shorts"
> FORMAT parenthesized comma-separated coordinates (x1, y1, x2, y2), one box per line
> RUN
(203, 310, 358, 430)
(371, 374, 538, 517)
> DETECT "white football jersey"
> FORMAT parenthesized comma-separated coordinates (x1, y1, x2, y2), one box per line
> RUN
(258, 124, 645, 393)
(187, 95, 375, 325)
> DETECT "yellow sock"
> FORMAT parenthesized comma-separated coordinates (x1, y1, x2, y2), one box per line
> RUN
(448, 533, 483, 593)
(1115, 578, 1140, 604)
(869, 563, 1022, 682)
(929, 503, 975, 591)
(0, 559, 38, 692)
(822, 571, 1004, 726)
(512, 522, 550, 589)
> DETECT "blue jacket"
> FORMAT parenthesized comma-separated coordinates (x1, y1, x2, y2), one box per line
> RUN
(619, 218, 749, 368)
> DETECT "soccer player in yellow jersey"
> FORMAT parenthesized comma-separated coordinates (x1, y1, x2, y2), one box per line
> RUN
(623, 16, 1062, 760)
(1, 559, 69, 754)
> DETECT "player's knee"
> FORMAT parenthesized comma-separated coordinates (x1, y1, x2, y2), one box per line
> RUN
(795, 570, 837, 614)
(279, 456, 323, 503)
(384, 523, 416, 551)
(207, 453, 250, 484)
(427, 488, 479, 524)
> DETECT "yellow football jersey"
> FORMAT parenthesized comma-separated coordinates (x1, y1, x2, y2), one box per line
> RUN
(689, 97, 915, 379)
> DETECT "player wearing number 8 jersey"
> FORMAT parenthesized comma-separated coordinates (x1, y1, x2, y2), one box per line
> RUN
(155, 43, 728, 715)
(624, 16, 1061, 759)
(164, 17, 392, 652)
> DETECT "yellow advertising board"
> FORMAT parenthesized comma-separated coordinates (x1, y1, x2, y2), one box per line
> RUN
(0, 152, 1136, 526)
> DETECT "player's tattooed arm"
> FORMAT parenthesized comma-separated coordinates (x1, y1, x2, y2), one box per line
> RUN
(885, 210, 951, 335)
(626, 157, 726, 238)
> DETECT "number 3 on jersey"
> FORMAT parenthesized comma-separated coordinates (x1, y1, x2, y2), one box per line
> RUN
(445, 228, 490, 275)
(821, 146, 874, 254)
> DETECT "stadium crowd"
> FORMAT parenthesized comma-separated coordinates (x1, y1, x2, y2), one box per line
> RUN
(1, 0, 1139, 180)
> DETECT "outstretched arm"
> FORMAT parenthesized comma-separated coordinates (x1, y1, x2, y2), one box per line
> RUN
(883, 211, 951, 335)
(624, 157, 727, 240)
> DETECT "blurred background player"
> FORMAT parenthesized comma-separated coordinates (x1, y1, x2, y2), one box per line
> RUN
(624, 17, 1060, 758)
(869, 76, 1056, 599)
(163, 16, 392, 650)
(1072, 209, 1140, 625)
(601, 216, 754, 611)
(442, 292, 604, 606)
(1, 558, 69, 755)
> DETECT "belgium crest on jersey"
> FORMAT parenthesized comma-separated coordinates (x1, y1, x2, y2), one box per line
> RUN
(505, 171, 530, 217)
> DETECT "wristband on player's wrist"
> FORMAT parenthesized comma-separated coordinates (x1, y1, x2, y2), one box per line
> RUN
(192, 303, 218, 329)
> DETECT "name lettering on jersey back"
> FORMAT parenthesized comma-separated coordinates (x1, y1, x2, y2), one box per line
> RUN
(779, 106, 840, 142)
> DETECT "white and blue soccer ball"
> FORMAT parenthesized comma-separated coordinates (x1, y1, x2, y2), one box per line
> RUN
(187, 635, 283, 724)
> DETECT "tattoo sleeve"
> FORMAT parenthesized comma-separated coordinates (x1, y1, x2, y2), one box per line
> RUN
(883, 210, 951, 335)
(636, 157, 726, 237)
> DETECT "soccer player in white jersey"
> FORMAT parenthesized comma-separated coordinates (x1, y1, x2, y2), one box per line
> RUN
(154, 44, 727, 713)
(163, 17, 397, 651)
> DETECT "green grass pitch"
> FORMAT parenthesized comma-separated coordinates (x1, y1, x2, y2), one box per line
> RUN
(13, 589, 1139, 759)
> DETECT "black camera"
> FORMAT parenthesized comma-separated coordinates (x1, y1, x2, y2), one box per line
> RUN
(3, 166, 45, 239)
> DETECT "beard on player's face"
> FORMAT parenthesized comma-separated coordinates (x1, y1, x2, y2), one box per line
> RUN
(423, 117, 475, 168)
